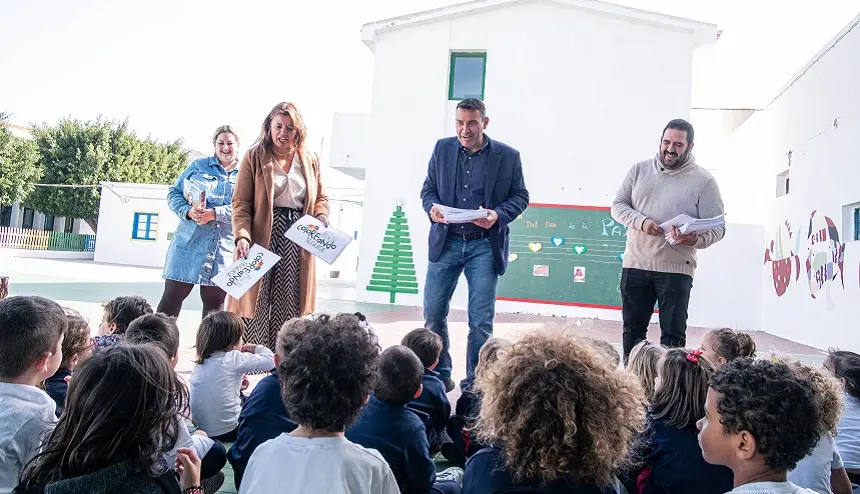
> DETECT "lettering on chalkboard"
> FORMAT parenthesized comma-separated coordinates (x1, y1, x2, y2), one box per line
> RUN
(545, 221, 557, 228)
(525, 221, 538, 228)
(568, 223, 576, 230)
(581, 222, 588, 230)
(601, 218, 628, 237)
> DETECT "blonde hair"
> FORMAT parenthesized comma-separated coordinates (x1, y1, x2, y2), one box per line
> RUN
(212, 125, 239, 146)
(476, 330, 646, 486)
(626, 340, 666, 401)
(475, 337, 511, 383)
(256, 102, 307, 152)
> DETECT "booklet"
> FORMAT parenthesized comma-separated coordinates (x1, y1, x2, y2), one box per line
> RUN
(660, 214, 727, 245)
(211, 244, 281, 299)
(285, 215, 353, 265)
(433, 203, 488, 224)
(183, 180, 206, 210)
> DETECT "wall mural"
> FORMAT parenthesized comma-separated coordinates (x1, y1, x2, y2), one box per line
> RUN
(764, 220, 801, 297)
(805, 210, 845, 308)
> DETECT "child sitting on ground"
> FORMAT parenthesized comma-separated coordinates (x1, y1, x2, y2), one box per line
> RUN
(788, 363, 853, 494)
(240, 313, 399, 494)
(126, 313, 227, 491)
(44, 311, 92, 417)
(348, 345, 464, 494)
(626, 340, 666, 403)
(401, 328, 452, 453)
(227, 318, 304, 490)
(584, 337, 621, 368)
(825, 350, 860, 487)
(93, 295, 153, 348)
(697, 357, 821, 493)
(633, 348, 733, 494)
(463, 331, 646, 493)
(445, 337, 511, 467)
(190, 311, 275, 442)
(0, 296, 66, 494)
(16, 344, 201, 494)
(698, 327, 756, 367)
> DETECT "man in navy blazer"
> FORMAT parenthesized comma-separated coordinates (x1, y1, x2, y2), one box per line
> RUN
(420, 98, 529, 392)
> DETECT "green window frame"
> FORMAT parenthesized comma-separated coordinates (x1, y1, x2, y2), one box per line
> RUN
(854, 207, 860, 241)
(448, 52, 487, 100)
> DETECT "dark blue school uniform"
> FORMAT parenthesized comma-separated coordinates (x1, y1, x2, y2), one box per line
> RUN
(463, 446, 615, 494)
(637, 418, 733, 494)
(444, 389, 486, 465)
(226, 371, 297, 490)
(347, 396, 459, 494)
(44, 368, 72, 417)
(408, 368, 452, 449)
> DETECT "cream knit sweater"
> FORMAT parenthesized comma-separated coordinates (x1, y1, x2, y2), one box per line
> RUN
(611, 153, 725, 277)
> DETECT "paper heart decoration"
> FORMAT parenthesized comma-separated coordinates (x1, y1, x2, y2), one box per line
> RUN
(550, 236, 565, 247)
(572, 244, 587, 255)
(528, 242, 543, 253)
(617, 252, 624, 261)
(508, 253, 519, 262)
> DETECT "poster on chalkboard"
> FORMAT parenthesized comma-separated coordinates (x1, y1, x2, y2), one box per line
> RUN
(497, 204, 627, 310)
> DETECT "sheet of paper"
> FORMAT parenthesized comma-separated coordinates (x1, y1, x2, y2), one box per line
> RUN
(211, 244, 281, 299)
(433, 203, 488, 224)
(285, 215, 353, 264)
(661, 214, 727, 245)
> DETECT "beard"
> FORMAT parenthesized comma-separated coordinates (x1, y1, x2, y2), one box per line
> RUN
(660, 148, 690, 169)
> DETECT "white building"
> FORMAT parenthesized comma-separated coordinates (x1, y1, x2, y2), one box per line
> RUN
(94, 182, 180, 268)
(719, 12, 860, 351)
(351, 0, 768, 330)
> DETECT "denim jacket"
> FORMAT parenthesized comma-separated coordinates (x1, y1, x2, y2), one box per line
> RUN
(162, 157, 238, 285)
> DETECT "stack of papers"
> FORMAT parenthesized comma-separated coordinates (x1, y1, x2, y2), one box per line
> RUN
(434, 204, 488, 224)
(660, 214, 726, 245)
(284, 215, 353, 264)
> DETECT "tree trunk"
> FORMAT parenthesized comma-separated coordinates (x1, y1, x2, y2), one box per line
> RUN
(85, 218, 98, 234)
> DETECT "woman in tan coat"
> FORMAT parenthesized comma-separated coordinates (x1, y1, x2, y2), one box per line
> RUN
(227, 102, 329, 350)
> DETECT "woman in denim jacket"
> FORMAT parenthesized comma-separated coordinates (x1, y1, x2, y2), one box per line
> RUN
(157, 126, 240, 318)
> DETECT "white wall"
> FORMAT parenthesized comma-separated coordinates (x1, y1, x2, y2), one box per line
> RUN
(94, 183, 179, 268)
(722, 13, 860, 350)
(329, 113, 371, 169)
(358, 2, 731, 316)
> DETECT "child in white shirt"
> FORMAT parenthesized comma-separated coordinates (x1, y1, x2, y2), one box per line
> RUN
(190, 311, 275, 441)
(697, 358, 821, 494)
(0, 296, 66, 494)
(240, 313, 398, 494)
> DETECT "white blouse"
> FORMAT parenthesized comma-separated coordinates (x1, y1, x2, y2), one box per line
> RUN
(272, 154, 307, 209)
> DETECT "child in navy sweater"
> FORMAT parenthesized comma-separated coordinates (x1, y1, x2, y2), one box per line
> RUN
(227, 318, 305, 490)
(44, 310, 92, 417)
(632, 348, 733, 494)
(347, 345, 463, 494)
(402, 328, 451, 454)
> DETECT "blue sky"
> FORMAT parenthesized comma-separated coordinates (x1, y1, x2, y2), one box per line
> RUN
(2, 0, 857, 156)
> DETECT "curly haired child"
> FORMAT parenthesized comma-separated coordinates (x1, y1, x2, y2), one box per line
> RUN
(697, 357, 821, 493)
(462, 331, 647, 493)
(825, 350, 860, 486)
(44, 312, 92, 417)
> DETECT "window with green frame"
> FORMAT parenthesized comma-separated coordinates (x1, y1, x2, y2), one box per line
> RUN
(854, 208, 860, 241)
(448, 52, 486, 100)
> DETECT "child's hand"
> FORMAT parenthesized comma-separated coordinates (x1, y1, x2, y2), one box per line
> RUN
(241, 344, 257, 353)
(175, 447, 202, 490)
(241, 375, 250, 391)
(193, 430, 209, 438)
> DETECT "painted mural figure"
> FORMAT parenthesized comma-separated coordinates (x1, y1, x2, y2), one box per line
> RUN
(763, 220, 801, 297)
(611, 119, 726, 364)
(420, 98, 529, 394)
(806, 211, 845, 308)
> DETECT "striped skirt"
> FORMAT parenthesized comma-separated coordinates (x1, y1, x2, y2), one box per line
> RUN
(245, 207, 302, 351)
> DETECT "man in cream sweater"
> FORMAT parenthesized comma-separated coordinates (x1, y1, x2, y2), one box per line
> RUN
(611, 119, 725, 363)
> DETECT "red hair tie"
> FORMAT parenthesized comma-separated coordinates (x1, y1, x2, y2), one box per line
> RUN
(686, 349, 703, 363)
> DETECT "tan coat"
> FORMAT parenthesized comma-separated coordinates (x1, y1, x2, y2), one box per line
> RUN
(226, 144, 329, 318)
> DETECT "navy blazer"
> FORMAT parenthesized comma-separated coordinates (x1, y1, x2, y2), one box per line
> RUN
(420, 136, 529, 275)
(407, 368, 451, 434)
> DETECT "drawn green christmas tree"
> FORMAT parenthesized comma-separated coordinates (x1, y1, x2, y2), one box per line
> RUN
(366, 204, 419, 303)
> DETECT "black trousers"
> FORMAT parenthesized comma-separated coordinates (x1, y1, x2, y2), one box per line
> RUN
(620, 268, 693, 363)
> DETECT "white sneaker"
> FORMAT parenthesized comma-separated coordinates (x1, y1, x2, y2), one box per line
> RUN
(437, 466, 465, 486)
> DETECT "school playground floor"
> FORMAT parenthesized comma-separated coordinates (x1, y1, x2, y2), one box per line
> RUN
(0, 255, 827, 493)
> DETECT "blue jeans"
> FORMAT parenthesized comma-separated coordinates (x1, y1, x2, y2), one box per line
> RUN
(424, 236, 499, 385)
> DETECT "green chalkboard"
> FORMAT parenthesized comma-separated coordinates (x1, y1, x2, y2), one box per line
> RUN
(496, 204, 628, 309)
